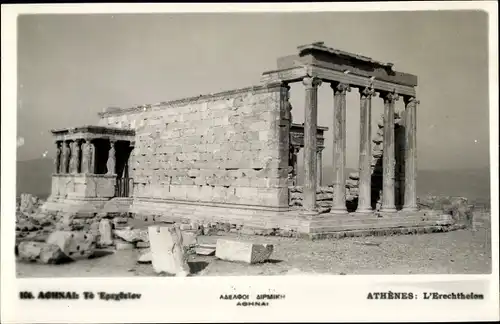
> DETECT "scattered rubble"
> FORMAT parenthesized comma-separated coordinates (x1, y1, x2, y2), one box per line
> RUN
(136, 241, 150, 249)
(115, 239, 135, 250)
(114, 228, 149, 243)
(215, 239, 274, 264)
(418, 195, 474, 227)
(17, 241, 68, 264)
(46, 231, 96, 260)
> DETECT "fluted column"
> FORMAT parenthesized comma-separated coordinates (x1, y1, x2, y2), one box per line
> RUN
(54, 141, 62, 173)
(61, 141, 70, 174)
(316, 148, 323, 187)
(330, 82, 350, 214)
(403, 96, 419, 211)
(357, 86, 376, 213)
(302, 76, 322, 214)
(380, 90, 399, 212)
(106, 140, 116, 175)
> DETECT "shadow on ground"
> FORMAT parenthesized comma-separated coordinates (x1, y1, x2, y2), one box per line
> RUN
(188, 261, 209, 274)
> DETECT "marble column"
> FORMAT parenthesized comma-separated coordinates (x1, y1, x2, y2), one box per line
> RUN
(61, 141, 70, 174)
(70, 140, 81, 174)
(357, 86, 376, 213)
(302, 76, 322, 214)
(330, 82, 350, 214)
(54, 141, 62, 174)
(316, 148, 323, 187)
(380, 90, 399, 212)
(106, 140, 116, 175)
(403, 96, 419, 211)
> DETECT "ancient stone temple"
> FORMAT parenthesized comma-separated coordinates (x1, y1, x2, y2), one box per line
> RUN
(42, 42, 455, 238)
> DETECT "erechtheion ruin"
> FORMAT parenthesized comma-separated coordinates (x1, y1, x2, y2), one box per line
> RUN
(42, 42, 455, 239)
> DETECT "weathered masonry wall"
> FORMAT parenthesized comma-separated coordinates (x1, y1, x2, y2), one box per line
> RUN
(98, 84, 290, 209)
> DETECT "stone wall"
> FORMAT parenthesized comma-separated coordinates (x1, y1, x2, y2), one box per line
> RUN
(98, 84, 290, 209)
(50, 174, 116, 199)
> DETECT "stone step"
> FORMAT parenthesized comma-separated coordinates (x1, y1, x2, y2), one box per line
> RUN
(308, 219, 453, 233)
(308, 214, 448, 227)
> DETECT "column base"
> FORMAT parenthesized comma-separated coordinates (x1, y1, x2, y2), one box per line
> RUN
(355, 207, 373, 214)
(329, 207, 348, 215)
(402, 206, 418, 212)
(380, 206, 397, 213)
(301, 209, 319, 216)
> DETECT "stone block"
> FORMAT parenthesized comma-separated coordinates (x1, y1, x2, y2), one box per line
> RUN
(17, 241, 67, 264)
(181, 230, 198, 247)
(138, 250, 152, 264)
(115, 240, 135, 250)
(114, 228, 149, 243)
(46, 231, 96, 260)
(99, 219, 113, 246)
(195, 247, 216, 256)
(215, 239, 273, 264)
(148, 225, 190, 276)
(136, 241, 150, 248)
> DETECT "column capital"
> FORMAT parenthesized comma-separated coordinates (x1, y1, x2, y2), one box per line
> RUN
(403, 96, 420, 106)
(302, 76, 322, 89)
(330, 81, 351, 95)
(380, 89, 400, 102)
(361, 86, 376, 98)
(316, 146, 325, 153)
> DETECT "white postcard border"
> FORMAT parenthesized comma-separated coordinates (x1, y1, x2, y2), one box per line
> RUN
(1, 2, 498, 323)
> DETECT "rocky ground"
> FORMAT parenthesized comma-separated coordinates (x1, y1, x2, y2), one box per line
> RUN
(15, 193, 491, 277)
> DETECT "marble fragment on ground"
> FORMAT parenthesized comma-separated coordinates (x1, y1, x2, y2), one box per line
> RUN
(114, 239, 135, 250)
(137, 250, 152, 264)
(113, 228, 149, 243)
(215, 239, 273, 264)
(99, 219, 113, 246)
(17, 241, 67, 264)
(46, 231, 95, 260)
(148, 225, 190, 276)
(195, 247, 216, 256)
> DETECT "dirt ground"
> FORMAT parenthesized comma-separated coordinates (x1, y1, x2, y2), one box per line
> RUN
(16, 212, 492, 277)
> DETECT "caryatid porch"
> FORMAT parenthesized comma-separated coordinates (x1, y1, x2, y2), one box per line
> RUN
(262, 41, 419, 216)
(49, 126, 135, 202)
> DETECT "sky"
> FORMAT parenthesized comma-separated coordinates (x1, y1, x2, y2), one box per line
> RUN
(17, 11, 490, 170)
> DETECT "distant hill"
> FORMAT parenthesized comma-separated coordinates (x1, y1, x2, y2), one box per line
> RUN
(15, 158, 491, 207)
(301, 166, 491, 207)
(16, 158, 53, 200)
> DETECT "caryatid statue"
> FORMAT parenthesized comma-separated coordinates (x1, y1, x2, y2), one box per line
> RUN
(71, 140, 81, 173)
(106, 141, 116, 175)
(61, 141, 70, 173)
(81, 140, 90, 173)
(54, 142, 62, 173)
